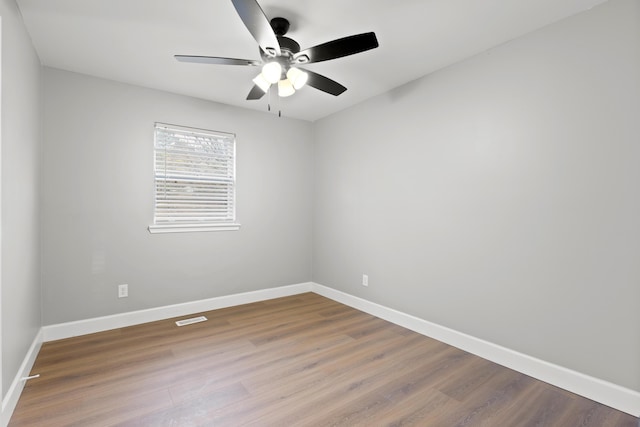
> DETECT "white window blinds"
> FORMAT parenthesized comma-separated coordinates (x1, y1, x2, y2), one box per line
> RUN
(152, 123, 237, 230)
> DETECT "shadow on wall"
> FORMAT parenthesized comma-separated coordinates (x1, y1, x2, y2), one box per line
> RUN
(384, 74, 432, 104)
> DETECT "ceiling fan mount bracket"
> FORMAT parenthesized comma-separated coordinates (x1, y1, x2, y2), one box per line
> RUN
(270, 17, 290, 36)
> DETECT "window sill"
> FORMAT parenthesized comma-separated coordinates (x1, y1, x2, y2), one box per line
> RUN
(148, 223, 241, 234)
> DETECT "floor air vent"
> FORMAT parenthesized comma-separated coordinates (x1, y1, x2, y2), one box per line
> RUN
(175, 316, 207, 327)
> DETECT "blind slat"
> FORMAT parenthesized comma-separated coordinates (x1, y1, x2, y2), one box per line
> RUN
(154, 123, 236, 224)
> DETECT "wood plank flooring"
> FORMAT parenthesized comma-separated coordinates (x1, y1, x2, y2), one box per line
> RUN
(10, 293, 638, 426)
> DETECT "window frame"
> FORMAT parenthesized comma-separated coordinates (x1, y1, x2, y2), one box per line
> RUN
(148, 122, 240, 234)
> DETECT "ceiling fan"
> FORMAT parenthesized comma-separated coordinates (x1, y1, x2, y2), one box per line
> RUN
(175, 0, 379, 100)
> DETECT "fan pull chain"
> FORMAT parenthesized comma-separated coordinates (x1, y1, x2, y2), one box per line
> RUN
(275, 90, 282, 118)
(267, 86, 272, 112)
(265, 88, 282, 117)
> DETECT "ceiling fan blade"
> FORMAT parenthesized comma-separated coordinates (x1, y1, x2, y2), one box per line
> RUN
(294, 32, 378, 64)
(302, 69, 347, 96)
(246, 84, 266, 100)
(231, 0, 281, 57)
(175, 55, 260, 66)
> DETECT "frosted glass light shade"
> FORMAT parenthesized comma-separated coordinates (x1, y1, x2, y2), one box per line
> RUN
(278, 79, 295, 97)
(261, 62, 282, 84)
(286, 67, 308, 90)
(252, 73, 271, 92)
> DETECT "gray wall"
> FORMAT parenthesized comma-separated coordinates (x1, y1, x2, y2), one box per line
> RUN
(1, 0, 42, 396)
(41, 68, 313, 325)
(6, 0, 639, 403)
(313, 0, 640, 391)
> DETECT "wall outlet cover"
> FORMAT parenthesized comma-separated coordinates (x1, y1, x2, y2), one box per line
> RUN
(118, 284, 128, 298)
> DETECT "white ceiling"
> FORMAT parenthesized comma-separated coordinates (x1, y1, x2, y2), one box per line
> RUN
(17, 0, 608, 121)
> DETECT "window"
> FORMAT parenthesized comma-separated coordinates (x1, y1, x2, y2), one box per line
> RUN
(148, 123, 240, 233)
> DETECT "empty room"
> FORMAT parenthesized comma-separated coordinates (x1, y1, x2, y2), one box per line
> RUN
(1, 0, 639, 425)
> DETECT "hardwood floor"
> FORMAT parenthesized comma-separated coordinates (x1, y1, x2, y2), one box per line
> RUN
(10, 293, 637, 426)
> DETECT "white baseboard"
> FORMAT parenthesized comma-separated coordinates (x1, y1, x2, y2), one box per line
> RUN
(1, 330, 43, 427)
(42, 282, 312, 342)
(21, 281, 640, 419)
(311, 283, 640, 417)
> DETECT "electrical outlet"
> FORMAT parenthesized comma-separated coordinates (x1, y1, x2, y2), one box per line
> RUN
(362, 274, 368, 287)
(118, 284, 128, 298)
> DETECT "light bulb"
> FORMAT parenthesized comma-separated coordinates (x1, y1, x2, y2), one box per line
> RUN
(278, 79, 295, 97)
(261, 62, 282, 84)
(252, 73, 271, 92)
(286, 67, 308, 90)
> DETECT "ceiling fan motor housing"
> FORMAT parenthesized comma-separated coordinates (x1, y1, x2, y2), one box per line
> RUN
(276, 36, 300, 55)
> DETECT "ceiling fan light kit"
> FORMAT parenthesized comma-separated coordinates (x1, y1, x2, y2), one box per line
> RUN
(251, 60, 309, 96)
(287, 67, 308, 90)
(251, 65, 308, 97)
(261, 61, 282, 84)
(252, 73, 271, 92)
(277, 78, 296, 97)
(175, 0, 379, 104)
